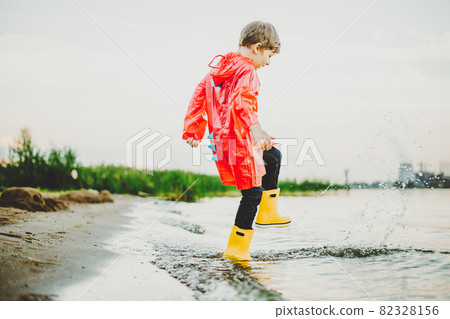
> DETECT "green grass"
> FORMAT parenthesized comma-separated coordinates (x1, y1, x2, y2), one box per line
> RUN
(0, 128, 342, 202)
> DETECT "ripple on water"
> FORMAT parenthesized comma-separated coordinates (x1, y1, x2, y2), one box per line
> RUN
(151, 244, 284, 301)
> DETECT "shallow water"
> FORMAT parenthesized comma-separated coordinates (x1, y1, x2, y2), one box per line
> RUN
(117, 189, 450, 300)
(64, 189, 450, 300)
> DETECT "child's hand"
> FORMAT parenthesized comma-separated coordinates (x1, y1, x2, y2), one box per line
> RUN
(186, 137, 200, 148)
(249, 125, 273, 151)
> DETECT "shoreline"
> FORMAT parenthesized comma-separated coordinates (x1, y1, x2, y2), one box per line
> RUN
(0, 194, 195, 300)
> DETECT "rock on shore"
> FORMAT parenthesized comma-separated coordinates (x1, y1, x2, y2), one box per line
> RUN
(59, 189, 114, 203)
(0, 187, 114, 213)
(0, 187, 68, 212)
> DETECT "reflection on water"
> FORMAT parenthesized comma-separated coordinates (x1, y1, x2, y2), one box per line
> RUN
(119, 190, 450, 300)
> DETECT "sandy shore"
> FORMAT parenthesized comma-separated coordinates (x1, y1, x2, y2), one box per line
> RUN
(0, 194, 194, 300)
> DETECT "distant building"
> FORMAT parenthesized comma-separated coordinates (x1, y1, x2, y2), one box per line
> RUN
(419, 162, 431, 173)
(439, 162, 450, 177)
(399, 162, 414, 184)
(409, 162, 450, 189)
(349, 161, 450, 190)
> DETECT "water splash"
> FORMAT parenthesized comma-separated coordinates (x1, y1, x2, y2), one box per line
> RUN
(341, 189, 408, 246)
(151, 243, 284, 300)
(253, 245, 447, 261)
(159, 217, 206, 234)
(149, 239, 448, 300)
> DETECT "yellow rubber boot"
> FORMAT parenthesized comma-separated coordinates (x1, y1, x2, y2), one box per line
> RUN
(255, 188, 291, 228)
(223, 225, 254, 261)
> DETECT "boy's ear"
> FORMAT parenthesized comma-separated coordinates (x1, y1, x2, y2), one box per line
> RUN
(253, 43, 262, 53)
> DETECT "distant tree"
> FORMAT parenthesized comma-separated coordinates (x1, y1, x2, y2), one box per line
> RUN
(6, 128, 46, 187)
(2, 128, 78, 189)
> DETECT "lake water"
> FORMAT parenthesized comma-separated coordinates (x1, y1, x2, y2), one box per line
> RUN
(73, 189, 450, 300)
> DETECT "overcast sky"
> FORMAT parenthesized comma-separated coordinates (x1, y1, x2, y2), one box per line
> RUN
(1, 0, 449, 184)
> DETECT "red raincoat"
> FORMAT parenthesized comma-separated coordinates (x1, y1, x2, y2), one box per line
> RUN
(182, 52, 266, 190)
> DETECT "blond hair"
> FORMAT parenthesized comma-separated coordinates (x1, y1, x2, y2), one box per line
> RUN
(239, 21, 280, 54)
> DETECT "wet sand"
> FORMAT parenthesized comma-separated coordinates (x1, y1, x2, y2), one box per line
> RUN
(0, 194, 194, 300)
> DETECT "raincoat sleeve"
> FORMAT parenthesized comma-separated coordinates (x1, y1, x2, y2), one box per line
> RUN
(182, 76, 208, 140)
(234, 69, 260, 133)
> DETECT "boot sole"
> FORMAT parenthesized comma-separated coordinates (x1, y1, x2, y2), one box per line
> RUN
(255, 221, 291, 229)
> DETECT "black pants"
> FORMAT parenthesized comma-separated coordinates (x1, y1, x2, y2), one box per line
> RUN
(234, 147, 282, 229)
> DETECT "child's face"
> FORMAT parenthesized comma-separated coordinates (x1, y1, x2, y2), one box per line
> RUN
(252, 44, 275, 70)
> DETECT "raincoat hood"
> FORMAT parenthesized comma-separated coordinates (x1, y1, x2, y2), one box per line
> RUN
(209, 52, 254, 87)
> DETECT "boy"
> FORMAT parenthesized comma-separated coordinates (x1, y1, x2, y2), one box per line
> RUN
(182, 21, 291, 261)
